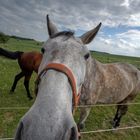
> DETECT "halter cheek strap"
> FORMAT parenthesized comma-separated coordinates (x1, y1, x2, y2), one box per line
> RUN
(35, 63, 81, 110)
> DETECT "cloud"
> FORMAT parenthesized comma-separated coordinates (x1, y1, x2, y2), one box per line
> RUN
(0, 0, 140, 34)
(0, 0, 140, 57)
(121, 0, 130, 8)
(89, 29, 140, 57)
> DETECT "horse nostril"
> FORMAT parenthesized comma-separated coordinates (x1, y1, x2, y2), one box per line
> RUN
(69, 126, 79, 140)
(41, 48, 45, 54)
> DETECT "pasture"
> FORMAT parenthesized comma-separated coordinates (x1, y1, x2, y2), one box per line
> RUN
(0, 38, 140, 140)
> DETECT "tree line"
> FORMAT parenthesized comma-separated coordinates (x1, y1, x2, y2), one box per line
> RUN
(0, 32, 10, 44)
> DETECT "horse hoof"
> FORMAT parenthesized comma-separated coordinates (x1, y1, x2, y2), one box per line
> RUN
(111, 120, 120, 129)
(113, 124, 120, 129)
(28, 97, 33, 100)
(9, 90, 14, 94)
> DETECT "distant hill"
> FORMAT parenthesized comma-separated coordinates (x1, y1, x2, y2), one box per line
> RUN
(90, 50, 110, 55)
(11, 35, 35, 41)
(0, 32, 43, 43)
(90, 50, 139, 59)
(0, 32, 10, 43)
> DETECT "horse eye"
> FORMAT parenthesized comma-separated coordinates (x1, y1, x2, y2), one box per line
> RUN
(41, 48, 45, 54)
(84, 53, 90, 60)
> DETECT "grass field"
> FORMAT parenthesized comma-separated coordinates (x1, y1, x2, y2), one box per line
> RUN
(0, 38, 140, 140)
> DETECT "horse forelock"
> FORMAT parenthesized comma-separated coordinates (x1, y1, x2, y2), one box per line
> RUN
(50, 31, 74, 39)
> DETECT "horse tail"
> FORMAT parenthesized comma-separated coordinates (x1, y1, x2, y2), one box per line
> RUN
(0, 47, 23, 60)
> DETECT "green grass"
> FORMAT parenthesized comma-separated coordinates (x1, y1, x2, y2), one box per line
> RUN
(0, 38, 140, 139)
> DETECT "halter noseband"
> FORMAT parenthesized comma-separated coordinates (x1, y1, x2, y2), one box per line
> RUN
(35, 63, 81, 110)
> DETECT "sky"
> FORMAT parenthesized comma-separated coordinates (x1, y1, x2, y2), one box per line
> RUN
(0, 0, 140, 57)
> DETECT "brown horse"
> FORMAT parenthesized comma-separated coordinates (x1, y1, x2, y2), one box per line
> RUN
(0, 47, 42, 99)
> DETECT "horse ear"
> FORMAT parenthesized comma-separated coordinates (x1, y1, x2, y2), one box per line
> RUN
(80, 22, 102, 44)
(46, 15, 58, 37)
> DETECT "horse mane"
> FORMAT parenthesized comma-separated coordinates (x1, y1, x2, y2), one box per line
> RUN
(50, 31, 74, 39)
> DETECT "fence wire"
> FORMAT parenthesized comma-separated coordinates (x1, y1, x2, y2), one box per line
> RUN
(1, 102, 140, 139)
(1, 125, 140, 139)
(81, 125, 140, 134)
(0, 138, 13, 140)
(1, 102, 140, 110)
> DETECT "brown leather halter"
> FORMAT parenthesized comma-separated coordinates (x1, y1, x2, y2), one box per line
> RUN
(35, 62, 81, 111)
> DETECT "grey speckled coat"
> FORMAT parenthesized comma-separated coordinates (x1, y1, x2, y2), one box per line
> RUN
(78, 50, 140, 129)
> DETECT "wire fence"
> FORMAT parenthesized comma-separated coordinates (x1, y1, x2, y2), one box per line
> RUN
(77, 102, 140, 108)
(0, 107, 29, 110)
(1, 102, 140, 139)
(1, 102, 140, 110)
(0, 138, 13, 140)
(81, 125, 140, 134)
(1, 125, 140, 139)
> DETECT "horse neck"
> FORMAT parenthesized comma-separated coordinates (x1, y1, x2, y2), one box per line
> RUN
(87, 57, 103, 78)
(83, 57, 104, 91)
(80, 57, 104, 105)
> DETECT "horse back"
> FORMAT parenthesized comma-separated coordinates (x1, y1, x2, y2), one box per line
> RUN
(97, 62, 140, 103)
(18, 51, 42, 73)
(81, 58, 140, 105)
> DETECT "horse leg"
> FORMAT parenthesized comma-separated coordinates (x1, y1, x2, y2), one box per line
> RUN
(77, 107, 91, 130)
(24, 73, 33, 100)
(112, 105, 128, 128)
(10, 72, 25, 93)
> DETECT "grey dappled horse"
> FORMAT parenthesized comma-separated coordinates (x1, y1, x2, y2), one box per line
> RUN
(78, 53, 140, 129)
(14, 15, 101, 140)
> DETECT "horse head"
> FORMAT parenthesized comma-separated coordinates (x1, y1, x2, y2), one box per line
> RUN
(14, 15, 101, 140)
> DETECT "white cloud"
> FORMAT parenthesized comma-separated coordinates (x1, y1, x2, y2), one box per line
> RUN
(88, 29, 140, 57)
(0, 0, 140, 57)
(121, 0, 130, 8)
(1, 0, 140, 35)
(117, 29, 140, 40)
